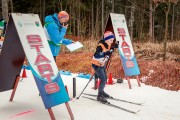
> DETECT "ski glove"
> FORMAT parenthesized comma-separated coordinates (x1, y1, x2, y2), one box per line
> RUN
(111, 42, 119, 49)
(114, 42, 119, 48)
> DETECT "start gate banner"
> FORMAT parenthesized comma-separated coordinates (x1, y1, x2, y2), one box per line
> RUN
(10, 13, 70, 108)
(110, 13, 140, 76)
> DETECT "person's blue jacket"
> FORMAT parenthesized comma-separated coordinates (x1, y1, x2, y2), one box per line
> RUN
(44, 13, 72, 56)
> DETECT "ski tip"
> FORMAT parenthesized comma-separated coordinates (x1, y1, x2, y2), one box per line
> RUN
(131, 110, 140, 114)
(135, 110, 140, 114)
(139, 102, 145, 106)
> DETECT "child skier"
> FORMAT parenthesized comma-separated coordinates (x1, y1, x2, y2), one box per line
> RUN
(92, 31, 119, 103)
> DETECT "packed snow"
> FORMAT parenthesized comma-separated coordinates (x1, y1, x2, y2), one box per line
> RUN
(0, 70, 180, 120)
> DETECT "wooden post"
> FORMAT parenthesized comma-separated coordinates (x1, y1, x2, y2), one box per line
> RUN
(48, 108, 56, 120)
(65, 102, 74, 120)
(9, 75, 20, 101)
(93, 74, 98, 90)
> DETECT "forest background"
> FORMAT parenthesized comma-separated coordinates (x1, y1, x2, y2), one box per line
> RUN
(1, 0, 180, 91)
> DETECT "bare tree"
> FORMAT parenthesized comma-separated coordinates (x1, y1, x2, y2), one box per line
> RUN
(91, 0, 94, 38)
(72, 0, 76, 35)
(154, 0, 178, 61)
(149, 0, 153, 42)
(163, 2, 171, 61)
(112, 0, 114, 12)
(10, 0, 13, 13)
(60, 0, 62, 11)
(102, 0, 104, 35)
(130, 1, 135, 41)
(1, 0, 9, 21)
(42, 0, 45, 24)
(171, 4, 175, 40)
(95, 1, 101, 37)
(77, 0, 80, 37)
(40, 0, 42, 22)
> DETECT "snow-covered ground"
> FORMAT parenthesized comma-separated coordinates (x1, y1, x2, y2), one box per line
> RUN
(0, 70, 180, 120)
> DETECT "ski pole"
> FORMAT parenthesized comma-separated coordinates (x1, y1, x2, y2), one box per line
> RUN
(77, 56, 109, 99)
(76, 73, 95, 99)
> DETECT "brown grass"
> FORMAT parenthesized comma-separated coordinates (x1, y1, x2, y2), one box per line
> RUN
(56, 40, 180, 91)
(168, 41, 180, 55)
(61, 40, 180, 56)
(56, 52, 93, 73)
(57, 52, 180, 91)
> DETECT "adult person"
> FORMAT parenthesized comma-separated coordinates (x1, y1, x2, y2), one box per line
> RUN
(44, 11, 73, 62)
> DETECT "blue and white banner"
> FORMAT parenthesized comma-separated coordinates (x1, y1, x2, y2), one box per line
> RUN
(110, 13, 140, 76)
(11, 13, 69, 109)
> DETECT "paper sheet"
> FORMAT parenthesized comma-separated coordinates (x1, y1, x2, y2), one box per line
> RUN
(66, 41, 83, 52)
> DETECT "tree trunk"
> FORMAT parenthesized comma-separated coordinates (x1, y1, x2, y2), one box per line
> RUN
(73, 0, 76, 35)
(53, 1, 55, 13)
(60, 0, 62, 11)
(40, 0, 42, 22)
(102, 0, 104, 35)
(10, 0, 13, 13)
(91, 0, 94, 38)
(77, 0, 80, 38)
(171, 4, 175, 40)
(1, 0, 9, 22)
(130, 3, 135, 41)
(78, 0, 82, 38)
(152, 9, 155, 42)
(89, 13, 91, 38)
(65, 0, 68, 11)
(95, 1, 100, 38)
(42, 0, 45, 24)
(69, 1, 72, 34)
(163, 3, 171, 61)
(149, 0, 153, 42)
(139, 13, 144, 41)
(112, 0, 114, 12)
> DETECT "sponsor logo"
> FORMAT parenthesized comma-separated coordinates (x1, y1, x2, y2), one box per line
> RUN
(113, 19, 121, 23)
(18, 21, 22, 27)
(122, 19, 125, 23)
(23, 22, 34, 26)
(35, 21, 40, 27)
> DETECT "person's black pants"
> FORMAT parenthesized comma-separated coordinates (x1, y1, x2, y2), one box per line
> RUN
(92, 64, 107, 92)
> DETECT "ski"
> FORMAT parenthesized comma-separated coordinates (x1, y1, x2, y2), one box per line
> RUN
(83, 93, 144, 106)
(82, 96, 140, 114)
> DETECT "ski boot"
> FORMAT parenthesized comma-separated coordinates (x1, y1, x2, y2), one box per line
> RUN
(97, 92, 108, 103)
(103, 91, 110, 99)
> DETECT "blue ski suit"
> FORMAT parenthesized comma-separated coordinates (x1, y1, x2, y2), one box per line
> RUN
(44, 13, 72, 57)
